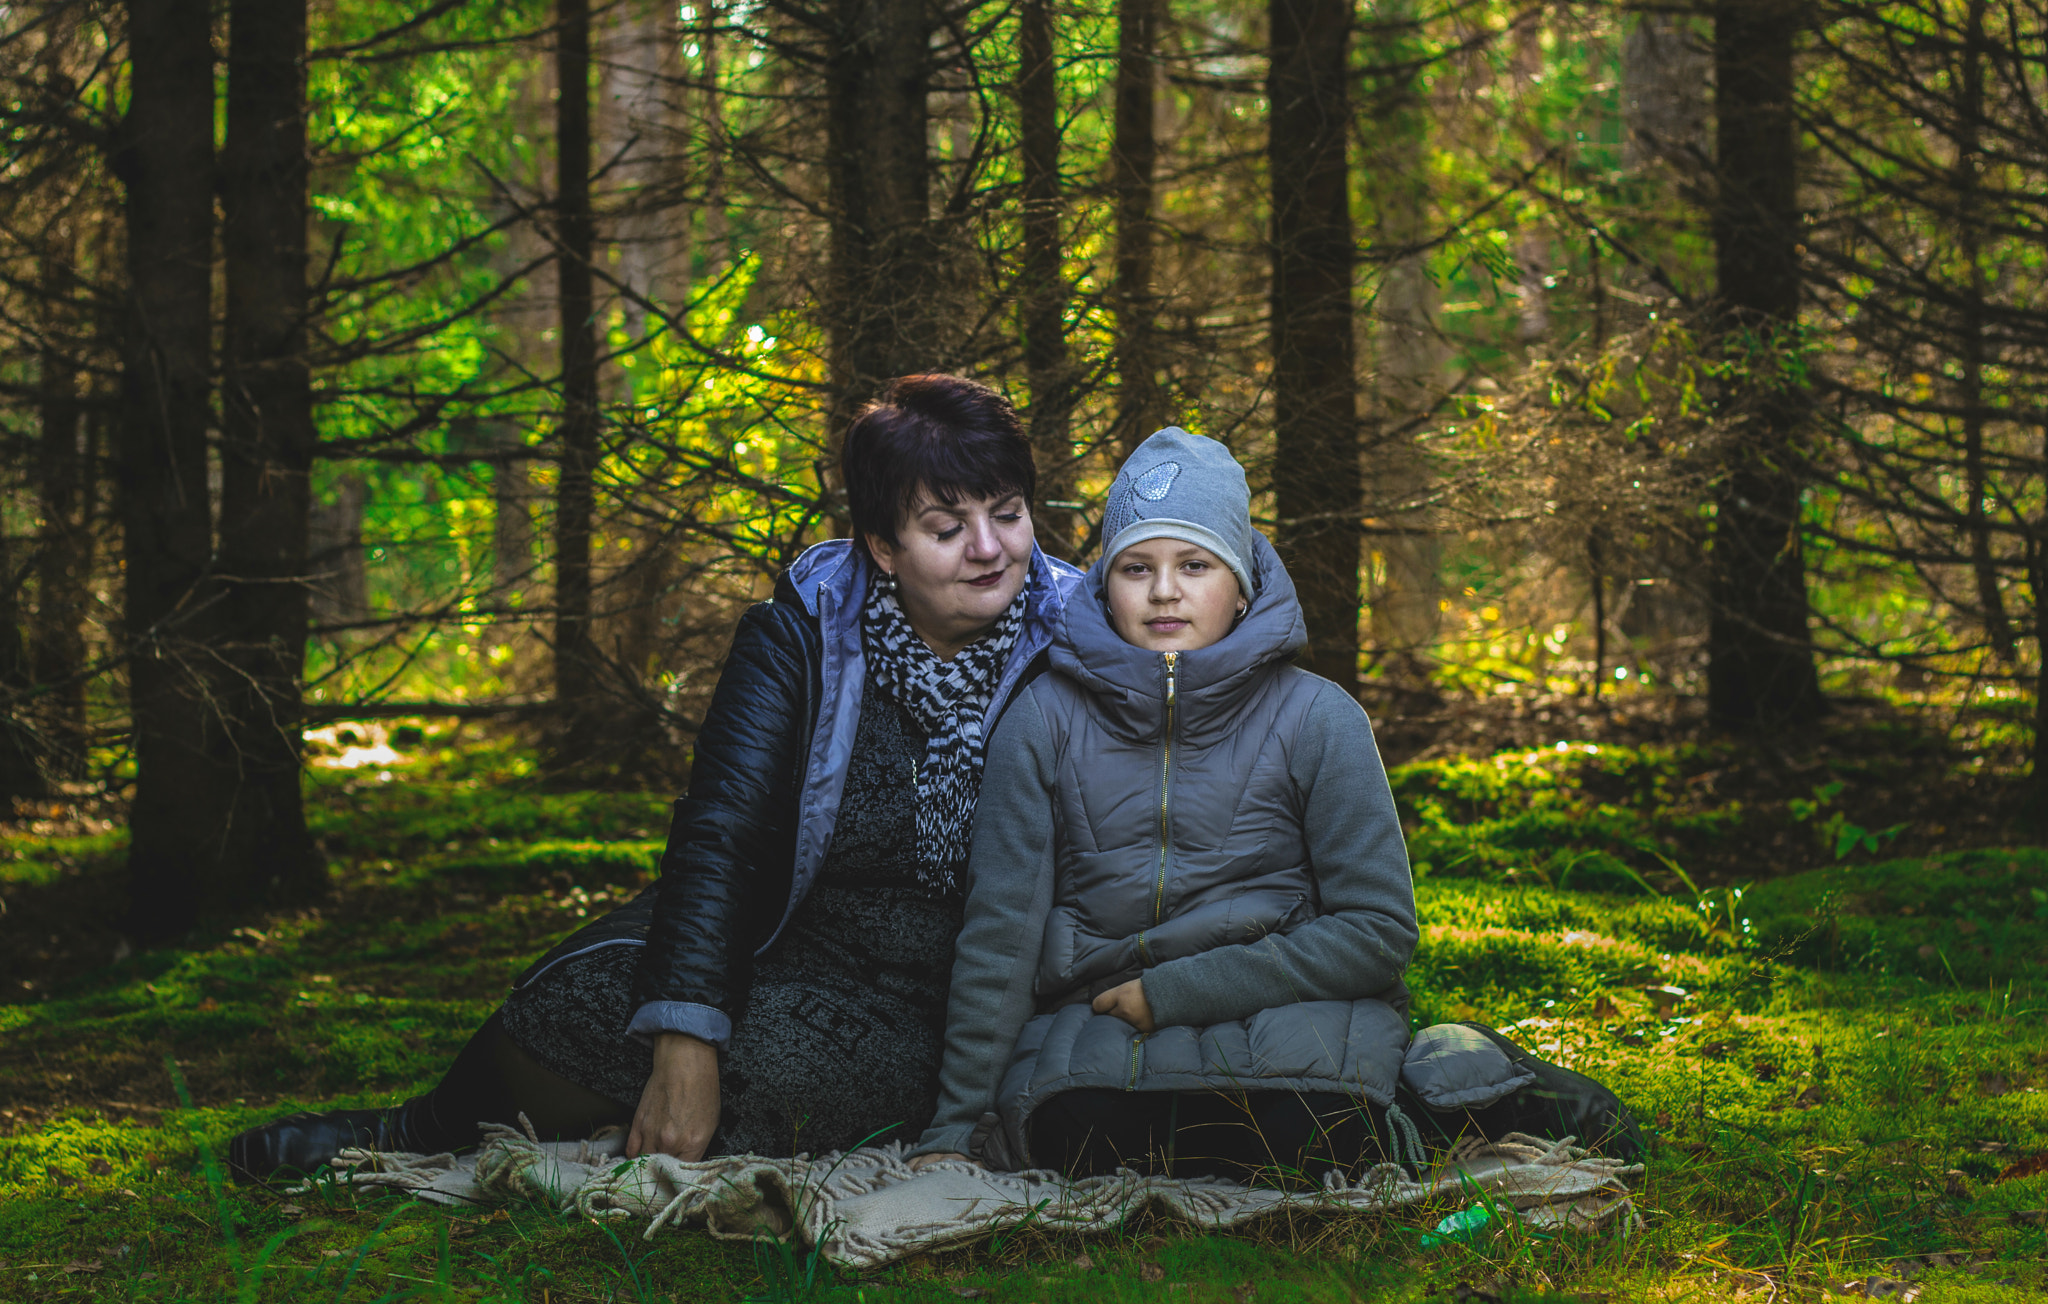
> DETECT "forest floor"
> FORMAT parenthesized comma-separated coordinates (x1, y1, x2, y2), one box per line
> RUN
(0, 685, 2043, 1302)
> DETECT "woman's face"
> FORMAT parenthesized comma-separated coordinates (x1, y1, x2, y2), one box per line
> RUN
(867, 489, 1035, 659)
(1105, 539, 1246, 653)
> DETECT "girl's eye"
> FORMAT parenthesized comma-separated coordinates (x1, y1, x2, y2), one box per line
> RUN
(996, 512, 1023, 524)
(1184, 561, 1208, 573)
(937, 526, 963, 542)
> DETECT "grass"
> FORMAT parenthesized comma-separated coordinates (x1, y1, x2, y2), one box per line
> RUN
(3, 712, 2045, 1301)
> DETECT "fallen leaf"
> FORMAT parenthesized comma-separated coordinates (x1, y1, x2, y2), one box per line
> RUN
(1140, 1260, 1166, 1283)
(61, 1261, 101, 1275)
(949, 1289, 984, 1300)
(278, 1203, 305, 1216)
(1234, 1282, 1258, 1303)
(2007, 1208, 2047, 1223)
(1978, 1073, 2018, 1098)
(87, 1158, 113, 1176)
(1072, 1253, 1095, 1271)
(1643, 985, 1688, 1013)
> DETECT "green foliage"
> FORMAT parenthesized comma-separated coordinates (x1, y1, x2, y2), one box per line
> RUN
(1391, 741, 1744, 889)
(1743, 847, 2048, 987)
(8, 738, 2048, 1300)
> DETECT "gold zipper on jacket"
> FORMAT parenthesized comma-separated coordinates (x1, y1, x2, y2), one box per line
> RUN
(1152, 651, 1178, 926)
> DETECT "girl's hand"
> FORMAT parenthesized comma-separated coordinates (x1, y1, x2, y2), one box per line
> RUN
(1092, 978, 1156, 1032)
(627, 1032, 720, 1161)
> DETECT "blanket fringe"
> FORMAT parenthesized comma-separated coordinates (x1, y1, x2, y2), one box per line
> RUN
(308, 1132, 1642, 1270)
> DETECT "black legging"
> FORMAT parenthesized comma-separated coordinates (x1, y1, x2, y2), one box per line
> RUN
(1026, 1088, 1402, 1185)
(393, 1012, 632, 1155)
(1025, 1083, 1557, 1184)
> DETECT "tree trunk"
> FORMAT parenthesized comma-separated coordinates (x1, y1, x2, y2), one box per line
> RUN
(700, 1, 728, 261)
(1955, 0, 2013, 661)
(0, 524, 46, 805)
(218, 0, 322, 903)
(550, 0, 607, 772)
(1706, 0, 1822, 730)
(604, 0, 685, 345)
(487, 448, 534, 668)
(1622, 11, 1710, 174)
(1111, 0, 1163, 456)
(1018, 0, 1078, 557)
(1361, 0, 1441, 662)
(308, 475, 369, 629)
(2032, 461, 2046, 805)
(824, 0, 936, 439)
(1269, 0, 1361, 687)
(116, 0, 220, 938)
(32, 236, 88, 778)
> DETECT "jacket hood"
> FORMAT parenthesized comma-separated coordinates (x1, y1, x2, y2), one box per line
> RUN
(1052, 530, 1306, 745)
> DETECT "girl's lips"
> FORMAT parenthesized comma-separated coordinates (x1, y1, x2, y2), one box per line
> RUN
(1147, 619, 1188, 631)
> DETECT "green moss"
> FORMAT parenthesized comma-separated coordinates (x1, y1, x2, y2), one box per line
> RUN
(1744, 847, 2048, 984)
(1393, 743, 1746, 889)
(0, 829, 126, 886)
(8, 741, 2048, 1301)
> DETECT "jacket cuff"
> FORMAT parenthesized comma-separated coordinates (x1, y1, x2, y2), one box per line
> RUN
(1137, 963, 1202, 1031)
(626, 1001, 732, 1050)
(905, 1122, 978, 1161)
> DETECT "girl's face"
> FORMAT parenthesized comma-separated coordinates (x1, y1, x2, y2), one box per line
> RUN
(867, 489, 1035, 659)
(1105, 539, 1247, 653)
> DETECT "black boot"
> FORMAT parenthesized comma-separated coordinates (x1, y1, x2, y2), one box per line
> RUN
(1456, 1022, 1648, 1161)
(227, 1104, 428, 1184)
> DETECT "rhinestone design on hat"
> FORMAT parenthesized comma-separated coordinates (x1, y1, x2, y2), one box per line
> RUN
(1133, 461, 1181, 501)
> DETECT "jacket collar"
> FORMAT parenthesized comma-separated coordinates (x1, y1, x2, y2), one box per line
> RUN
(1051, 532, 1307, 744)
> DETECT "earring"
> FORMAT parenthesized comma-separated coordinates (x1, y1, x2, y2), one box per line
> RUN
(878, 569, 899, 593)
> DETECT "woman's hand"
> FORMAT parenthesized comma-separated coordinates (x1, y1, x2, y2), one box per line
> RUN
(1092, 978, 1156, 1032)
(627, 1032, 720, 1161)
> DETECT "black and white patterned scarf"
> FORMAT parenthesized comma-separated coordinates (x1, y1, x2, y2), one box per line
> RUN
(861, 572, 1027, 889)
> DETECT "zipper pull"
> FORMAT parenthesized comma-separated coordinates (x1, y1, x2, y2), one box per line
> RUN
(1164, 651, 1178, 706)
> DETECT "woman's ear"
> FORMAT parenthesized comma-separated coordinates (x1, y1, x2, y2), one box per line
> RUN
(863, 532, 897, 577)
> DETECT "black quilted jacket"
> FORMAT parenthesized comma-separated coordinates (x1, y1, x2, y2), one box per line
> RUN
(512, 569, 823, 1026)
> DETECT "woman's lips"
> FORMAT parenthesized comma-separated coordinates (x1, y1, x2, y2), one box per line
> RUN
(966, 570, 1005, 588)
(1147, 618, 1188, 632)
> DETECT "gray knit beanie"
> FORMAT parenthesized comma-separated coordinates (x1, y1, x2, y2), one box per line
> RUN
(1099, 427, 1258, 597)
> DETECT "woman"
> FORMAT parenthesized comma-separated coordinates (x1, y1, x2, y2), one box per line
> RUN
(908, 427, 1418, 1181)
(230, 375, 1083, 1179)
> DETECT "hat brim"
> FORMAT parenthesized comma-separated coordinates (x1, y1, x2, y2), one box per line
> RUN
(1102, 519, 1256, 598)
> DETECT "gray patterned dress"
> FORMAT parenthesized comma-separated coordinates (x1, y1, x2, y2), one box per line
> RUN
(498, 673, 964, 1157)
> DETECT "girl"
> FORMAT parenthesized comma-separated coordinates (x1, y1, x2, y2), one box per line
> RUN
(910, 427, 1418, 1180)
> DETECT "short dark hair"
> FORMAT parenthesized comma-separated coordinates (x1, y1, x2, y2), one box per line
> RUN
(843, 374, 1037, 553)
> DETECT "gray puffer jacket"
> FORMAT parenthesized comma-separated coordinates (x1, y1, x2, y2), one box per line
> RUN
(911, 534, 1418, 1168)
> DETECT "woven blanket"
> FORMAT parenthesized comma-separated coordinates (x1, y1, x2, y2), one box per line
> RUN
(312, 1124, 1640, 1270)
